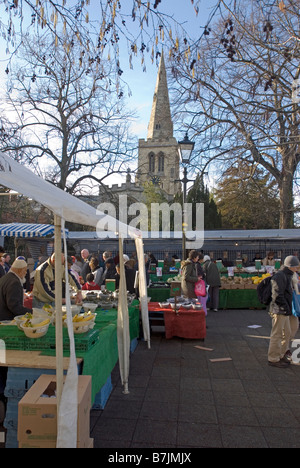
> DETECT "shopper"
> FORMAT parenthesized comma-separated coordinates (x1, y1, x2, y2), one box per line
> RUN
(201, 255, 221, 312)
(268, 255, 300, 368)
(181, 250, 200, 299)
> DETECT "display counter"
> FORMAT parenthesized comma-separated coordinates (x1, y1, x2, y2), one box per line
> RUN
(149, 272, 178, 282)
(148, 302, 206, 340)
(219, 288, 265, 309)
(147, 287, 265, 310)
(0, 301, 140, 401)
(0, 301, 140, 447)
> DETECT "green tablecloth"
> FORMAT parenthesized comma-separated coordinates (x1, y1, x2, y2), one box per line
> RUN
(0, 301, 140, 403)
(219, 289, 265, 309)
(149, 273, 178, 282)
(148, 287, 171, 302)
(147, 287, 266, 311)
(80, 301, 140, 401)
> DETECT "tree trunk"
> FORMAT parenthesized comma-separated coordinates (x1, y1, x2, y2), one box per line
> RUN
(279, 172, 294, 229)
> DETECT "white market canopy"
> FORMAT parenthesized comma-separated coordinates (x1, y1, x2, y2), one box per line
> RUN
(0, 222, 68, 238)
(0, 154, 140, 237)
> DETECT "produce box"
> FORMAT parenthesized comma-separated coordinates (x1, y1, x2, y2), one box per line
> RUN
(18, 374, 92, 448)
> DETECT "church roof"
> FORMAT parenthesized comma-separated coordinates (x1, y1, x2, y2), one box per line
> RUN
(147, 50, 173, 140)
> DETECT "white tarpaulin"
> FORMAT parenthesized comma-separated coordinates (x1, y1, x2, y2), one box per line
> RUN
(117, 237, 130, 394)
(0, 152, 150, 447)
(135, 238, 151, 347)
(0, 154, 139, 238)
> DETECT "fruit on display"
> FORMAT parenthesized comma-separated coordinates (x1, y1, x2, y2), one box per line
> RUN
(220, 273, 271, 289)
(251, 273, 271, 284)
(73, 312, 95, 322)
(22, 318, 50, 328)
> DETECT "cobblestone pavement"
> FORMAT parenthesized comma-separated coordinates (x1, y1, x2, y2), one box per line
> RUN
(90, 309, 300, 448)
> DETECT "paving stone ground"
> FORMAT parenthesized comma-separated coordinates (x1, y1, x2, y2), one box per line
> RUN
(90, 308, 300, 449)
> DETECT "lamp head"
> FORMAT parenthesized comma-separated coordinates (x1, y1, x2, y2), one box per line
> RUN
(178, 132, 195, 164)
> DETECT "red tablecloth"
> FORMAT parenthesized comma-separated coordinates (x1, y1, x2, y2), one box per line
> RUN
(148, 302, 206, 340)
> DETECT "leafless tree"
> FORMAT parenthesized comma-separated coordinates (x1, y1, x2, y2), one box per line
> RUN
(169, 0, 300, 228)
(0, 32, 137, 194)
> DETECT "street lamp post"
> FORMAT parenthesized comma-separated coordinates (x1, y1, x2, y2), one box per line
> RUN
(178, 132, 195, 261)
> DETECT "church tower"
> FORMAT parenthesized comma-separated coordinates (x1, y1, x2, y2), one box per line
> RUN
(136, 51, 181, 198)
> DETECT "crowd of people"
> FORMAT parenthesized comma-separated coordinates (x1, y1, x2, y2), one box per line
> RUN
(0, 245, 299, 423)
(0, 248, 153, 324)
(0, 247, 143, 423)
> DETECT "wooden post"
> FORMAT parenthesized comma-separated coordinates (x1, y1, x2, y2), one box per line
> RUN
(54, 215, 63, 414)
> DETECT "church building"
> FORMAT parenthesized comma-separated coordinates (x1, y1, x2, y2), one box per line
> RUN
(98, 50, 181, 205)
(136, 51, 181, 198)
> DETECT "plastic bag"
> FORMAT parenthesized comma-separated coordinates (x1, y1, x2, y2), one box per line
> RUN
(292, 291, 300, 317)
(195, 279, 206, 297)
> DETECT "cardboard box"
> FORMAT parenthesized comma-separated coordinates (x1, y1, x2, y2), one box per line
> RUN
(18, 374, 91, 447)
(18, 437, 94, 449)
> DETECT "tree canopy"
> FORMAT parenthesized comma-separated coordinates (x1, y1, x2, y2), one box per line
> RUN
(0, 32, 136, 194)
(169, 0, 300, 228)
(214, 162, 280, 229)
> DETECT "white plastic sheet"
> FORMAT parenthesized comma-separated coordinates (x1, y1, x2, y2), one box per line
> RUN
(117, 237, 130, 394)
(135, 238, 150, 348)
(56, 219, 78, 448)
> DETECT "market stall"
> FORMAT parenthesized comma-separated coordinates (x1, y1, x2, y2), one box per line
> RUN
(148, 302, 206, 340)
(148, 270, 268, 310)
(0, 300, 140, 447)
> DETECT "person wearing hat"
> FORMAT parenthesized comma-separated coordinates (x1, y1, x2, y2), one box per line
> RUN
(200, 254, 221, 312)
(0, 257, 32, 321)
(32, 253, 82, 308)
(268, 255, 300, 368)
(0, 257, 33, 423)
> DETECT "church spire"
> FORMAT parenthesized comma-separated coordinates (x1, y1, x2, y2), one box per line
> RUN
(147, 50, 173, 140)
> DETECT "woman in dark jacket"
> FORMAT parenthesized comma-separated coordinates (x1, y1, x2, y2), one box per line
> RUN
(181, 250, 200, 299)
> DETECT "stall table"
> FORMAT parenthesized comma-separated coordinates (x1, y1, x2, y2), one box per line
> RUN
(0, 301, 140, 447)
(147, 286, 265, 310)
(219, 288, 266, 309)
(149, 272, 178, 282)
(147, 286, 171, 302)
(148, 302, 206, 340)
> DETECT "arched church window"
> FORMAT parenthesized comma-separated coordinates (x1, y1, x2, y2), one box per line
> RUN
(158, 152, 164, 172)
(149, 153, 155, 172)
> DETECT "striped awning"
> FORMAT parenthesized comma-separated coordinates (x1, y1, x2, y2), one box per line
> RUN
(0, 223, 68, 238)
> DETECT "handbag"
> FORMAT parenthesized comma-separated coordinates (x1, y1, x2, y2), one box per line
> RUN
(195, 279, 206, 297)
(292, 291, 300, 317)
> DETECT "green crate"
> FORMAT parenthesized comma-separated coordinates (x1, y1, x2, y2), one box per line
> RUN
(23, 325, 100, 352)
(0, 323, 99, 353)
(0, 326, 27, 350)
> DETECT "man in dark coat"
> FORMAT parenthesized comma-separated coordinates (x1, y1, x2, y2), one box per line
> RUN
(0, 257, 32, 424)
(0, 257, 32, 321)
(268, 255, 300, 368)
(201, 255, 221, 312)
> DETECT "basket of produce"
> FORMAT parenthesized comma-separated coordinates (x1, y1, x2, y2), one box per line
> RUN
(20, 317, 51, 339)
